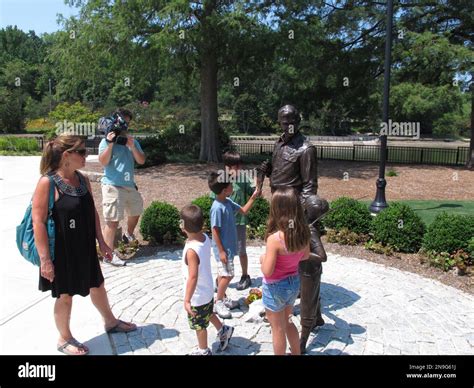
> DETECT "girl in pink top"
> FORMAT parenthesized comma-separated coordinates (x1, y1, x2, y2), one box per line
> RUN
(260, 187, 310, 355)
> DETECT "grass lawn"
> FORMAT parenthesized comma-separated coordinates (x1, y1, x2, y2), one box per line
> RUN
(363, 200, 474, 225)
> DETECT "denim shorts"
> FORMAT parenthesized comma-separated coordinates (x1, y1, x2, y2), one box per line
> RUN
(262, 275, 300, 312)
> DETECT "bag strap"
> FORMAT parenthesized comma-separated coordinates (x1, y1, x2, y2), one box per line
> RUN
(46, 174, 55, 214)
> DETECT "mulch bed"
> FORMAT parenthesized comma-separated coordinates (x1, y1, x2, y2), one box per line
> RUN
(85, 159, 474, 295)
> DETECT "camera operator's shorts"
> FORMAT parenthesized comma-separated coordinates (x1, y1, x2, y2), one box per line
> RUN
(102, 184, 144, 222)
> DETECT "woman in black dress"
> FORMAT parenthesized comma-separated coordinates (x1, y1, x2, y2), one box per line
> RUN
(32, 134, 136, 355)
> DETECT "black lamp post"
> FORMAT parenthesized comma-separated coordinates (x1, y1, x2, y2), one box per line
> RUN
(370, 0, 394, 214)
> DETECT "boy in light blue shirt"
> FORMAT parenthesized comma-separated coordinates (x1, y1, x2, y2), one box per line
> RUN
(208, 171, 258, 319)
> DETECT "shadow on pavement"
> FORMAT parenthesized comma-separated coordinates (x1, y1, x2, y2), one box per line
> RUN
(294, 282, 366, 354)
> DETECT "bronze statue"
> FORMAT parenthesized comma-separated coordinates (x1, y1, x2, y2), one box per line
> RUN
(257, 105, 329, 353)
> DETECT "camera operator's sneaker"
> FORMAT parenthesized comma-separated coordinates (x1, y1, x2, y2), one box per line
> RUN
(214, 300, 232, 319)
(223, 297, 239, 310)
(122, 232, 137, 244)
(188, 347, 212, 356)
(217, 325, 234, 351)
(103, 252, 126, 267)
(236, 275, 251, 290)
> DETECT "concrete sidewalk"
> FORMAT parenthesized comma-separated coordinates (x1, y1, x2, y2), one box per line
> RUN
(0, 155, 113, 355)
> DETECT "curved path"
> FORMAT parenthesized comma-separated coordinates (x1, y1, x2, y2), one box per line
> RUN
(103, 247, 474, 355)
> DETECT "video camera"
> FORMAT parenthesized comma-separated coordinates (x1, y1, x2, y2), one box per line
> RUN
(105, 112, 129, 145)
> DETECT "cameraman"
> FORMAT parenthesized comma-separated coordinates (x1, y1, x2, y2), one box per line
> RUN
(98, 108, 146, 266)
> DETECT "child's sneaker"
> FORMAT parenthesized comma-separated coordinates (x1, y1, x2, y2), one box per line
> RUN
(217, 325, 234, 351)
(122, 232, 137, 244)
(214, 300, 232, 319)
(236, 275, 251, 290)
(103, 252, 126, 266)
(188, 347, 212, 355)
(223, 297, 239, 310)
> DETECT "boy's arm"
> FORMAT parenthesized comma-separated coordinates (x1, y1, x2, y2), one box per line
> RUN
(239, 189, 259, 215)
(211, 226, 228, 264)
(184, 249, 200, 316)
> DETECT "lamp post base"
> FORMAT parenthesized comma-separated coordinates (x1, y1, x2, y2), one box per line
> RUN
(369, 178, 389, 214)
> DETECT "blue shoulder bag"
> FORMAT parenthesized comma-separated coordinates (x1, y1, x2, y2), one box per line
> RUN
(16, 175, 56, 266)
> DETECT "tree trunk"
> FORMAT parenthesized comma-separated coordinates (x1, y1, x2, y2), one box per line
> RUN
(199, 0, 220, 163)
(467, 82, 474, 169)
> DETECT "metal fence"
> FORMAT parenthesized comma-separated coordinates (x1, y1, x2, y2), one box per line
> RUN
(230, 135, 379, 142)
(6, 134, 470, 166)
(231, 141, 470, 166)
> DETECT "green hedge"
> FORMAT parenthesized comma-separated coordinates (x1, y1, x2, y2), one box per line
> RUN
(371, 202, 426, 253)
(191, 195, 213, 233)
(140, 201, 181, 244)
(247, 196, 270, 239)
(323, 197, 372, 235)
(422, 212, 474, 255)
(138, 135, 168, 168)
(0, 137, 39, 153)
(248, 197, 270, 230)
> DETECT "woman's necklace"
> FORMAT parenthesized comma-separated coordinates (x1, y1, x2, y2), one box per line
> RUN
(52, 171, 88, 197)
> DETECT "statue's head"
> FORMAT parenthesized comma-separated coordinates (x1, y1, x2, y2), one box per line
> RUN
(278, 105, 300, 139)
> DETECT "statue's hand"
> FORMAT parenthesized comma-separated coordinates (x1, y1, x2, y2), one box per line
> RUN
(257, 160, 272, 178)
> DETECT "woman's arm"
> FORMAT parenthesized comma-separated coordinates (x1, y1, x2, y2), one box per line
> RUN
(32, 176, 55, 282)
(261, 234, 279, 277)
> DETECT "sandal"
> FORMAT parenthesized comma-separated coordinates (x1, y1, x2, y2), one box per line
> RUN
(105, 319, 137, 334)
(57, 338, 89, 356)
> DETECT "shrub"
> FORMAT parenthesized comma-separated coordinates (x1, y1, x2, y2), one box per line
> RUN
(140, 201, 181, 244)
(248, 197, 270, 231)
(323, 197, 372, 235)
(468, 237, 474, 258)
(247, 196, 269, 240)
(48, 102, 100, 123)
(326, 228, 369, 245)
(425, 249, 471, 273)
(160, 121, 231, 160)
(248, 224, 266, 240)
(138, 135, 168, 168)
(364, 239, 394, 256)
(191, 195, 213, 234)
(160, 121, 201, 158)
(422, 212, 474, 254)
(371, 202, 426, 253)
(25, 118, 55, 134)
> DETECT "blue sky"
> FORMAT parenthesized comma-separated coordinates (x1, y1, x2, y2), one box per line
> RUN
(0, 0, 78, 34)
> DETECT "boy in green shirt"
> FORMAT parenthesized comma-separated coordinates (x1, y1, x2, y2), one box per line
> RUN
(211, 151, 258, 290)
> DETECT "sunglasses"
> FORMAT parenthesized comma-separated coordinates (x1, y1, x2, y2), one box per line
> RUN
(69, 148, 87, 156)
